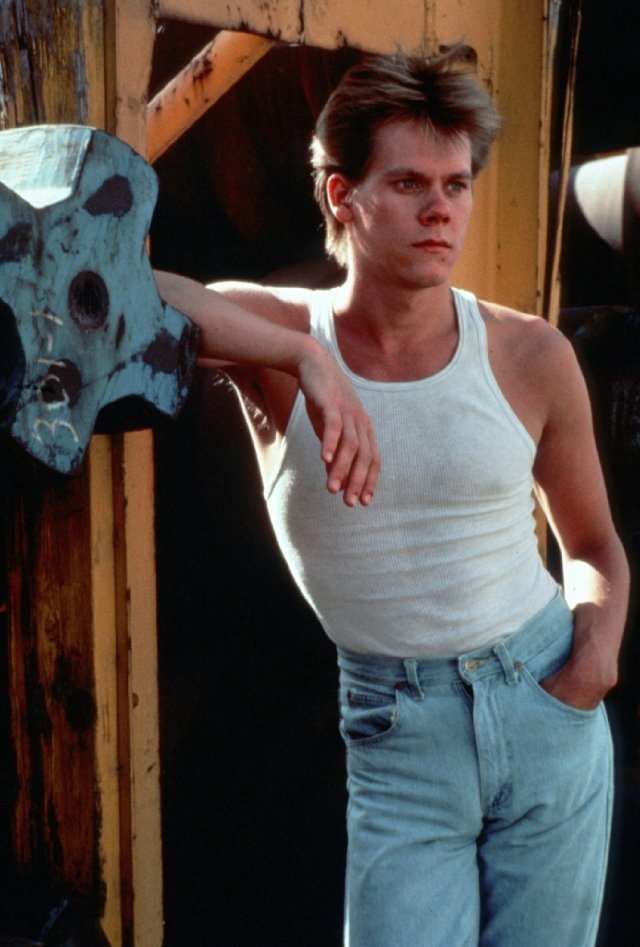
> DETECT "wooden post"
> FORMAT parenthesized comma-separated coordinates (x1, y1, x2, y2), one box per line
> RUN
(147, 30, 275, 163)
(0, 2, 164, 944)
(0, 0, 112, 932)
(3, 446, 102, 909)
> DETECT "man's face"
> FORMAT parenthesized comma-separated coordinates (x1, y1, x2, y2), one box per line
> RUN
(341, 119, 474, 290)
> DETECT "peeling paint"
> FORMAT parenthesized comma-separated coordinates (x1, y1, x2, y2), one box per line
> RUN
(0, 296, 25, 419)
(115, 313, 125, 349)
(35, 358, 82, 407)
(0, 220, 32, 262)
(142, 328, 181, 374)
(83, 175, 133, 218)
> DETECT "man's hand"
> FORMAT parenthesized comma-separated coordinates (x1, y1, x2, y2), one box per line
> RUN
(153, 271, 381, 506)
(539, 603, 620, 711)
(297, 342, 380, 507)
(539, 654, 616, 712)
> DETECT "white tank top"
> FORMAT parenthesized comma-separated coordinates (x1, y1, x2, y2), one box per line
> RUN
(264, 287, 559, 657)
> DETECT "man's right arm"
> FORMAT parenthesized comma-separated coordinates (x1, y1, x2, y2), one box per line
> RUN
(154, 270, 380, 507)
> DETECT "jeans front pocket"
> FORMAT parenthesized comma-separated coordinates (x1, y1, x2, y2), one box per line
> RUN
(520, 657, 602, 721)
(520, 665, 602, 720)
(339, 682, 401, 747)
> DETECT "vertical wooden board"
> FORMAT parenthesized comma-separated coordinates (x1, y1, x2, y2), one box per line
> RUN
(5, 455, 102, 904)
(491, 0, 547, 314)
(0, 0, 125, 937)
(0, 1, 90, 126)
(88, 436, 122, 947)
(119, 430, 164, 947)
(113, 0, 157, 152)
(420, 0, 548, 314)
(83, 0, 109, 131)
(113, 7, 165, 944)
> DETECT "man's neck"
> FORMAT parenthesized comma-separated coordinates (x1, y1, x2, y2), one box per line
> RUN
(333, 276, 455, 348)
(330, 277, 459, 381)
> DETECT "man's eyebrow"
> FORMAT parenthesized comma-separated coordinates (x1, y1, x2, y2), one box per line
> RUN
(383, 168, 474, 180)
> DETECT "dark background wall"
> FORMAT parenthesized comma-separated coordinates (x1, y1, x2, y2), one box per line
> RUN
(151, 36, 361, 947)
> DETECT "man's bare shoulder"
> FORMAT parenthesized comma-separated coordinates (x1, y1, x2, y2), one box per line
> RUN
(479, 299, 574, 372)
(477, 300, 584, 442)
(208, 280, 316, 333)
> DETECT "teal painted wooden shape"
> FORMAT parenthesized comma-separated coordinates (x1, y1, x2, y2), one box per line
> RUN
(0, 125, 199, 474)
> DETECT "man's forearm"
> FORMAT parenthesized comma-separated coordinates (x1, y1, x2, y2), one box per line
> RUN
(542, 537, 629, 709)
(564, 539, 629, 684)
(153, 269, 381, 506)
(154, 269, 318, 375)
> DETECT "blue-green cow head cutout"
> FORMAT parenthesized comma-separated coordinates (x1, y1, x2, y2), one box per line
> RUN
(0, 125, 199, 473)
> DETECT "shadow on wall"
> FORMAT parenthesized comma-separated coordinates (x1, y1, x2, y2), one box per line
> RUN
(155, 369, 348, 947)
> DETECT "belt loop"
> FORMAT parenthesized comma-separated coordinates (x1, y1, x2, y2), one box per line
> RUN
(403, 658, 424, 699)
(492, 641, 519, 685)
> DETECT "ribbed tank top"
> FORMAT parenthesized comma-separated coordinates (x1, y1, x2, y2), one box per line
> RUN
(264, 287, 559, 657)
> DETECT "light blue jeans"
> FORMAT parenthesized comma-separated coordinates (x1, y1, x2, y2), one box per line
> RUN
(337, 591, 613, 947)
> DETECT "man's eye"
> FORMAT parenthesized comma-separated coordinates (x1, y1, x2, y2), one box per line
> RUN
(397, 179, 419, 190)
(447, 180, 468, 193)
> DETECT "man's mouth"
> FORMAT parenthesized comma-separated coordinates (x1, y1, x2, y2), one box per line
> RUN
(412, 238, 451, 250)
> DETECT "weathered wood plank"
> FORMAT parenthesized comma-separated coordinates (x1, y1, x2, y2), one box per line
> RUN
(147, 30, 275, 163)
(156, 0, 428, 53)
(2, 443, 104, 912)
(111, 4, 166, 944)
(87, 433, 122, 946)
(0, 1, 110, 932)
(0, 1, 90, 127)
(1, 0, 171, 937)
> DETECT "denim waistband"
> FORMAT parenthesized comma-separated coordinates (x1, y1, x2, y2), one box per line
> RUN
(337, 590, 573, 688)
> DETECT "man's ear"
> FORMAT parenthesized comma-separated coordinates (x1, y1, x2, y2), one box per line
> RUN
(327, 173, 354, 224)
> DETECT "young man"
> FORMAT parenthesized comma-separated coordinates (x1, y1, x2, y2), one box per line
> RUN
(155, 46, 629, 947)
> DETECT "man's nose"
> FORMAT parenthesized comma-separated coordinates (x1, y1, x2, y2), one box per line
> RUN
(418, 190, 450, 223)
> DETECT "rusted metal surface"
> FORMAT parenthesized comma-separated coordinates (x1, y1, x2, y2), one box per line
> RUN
(0, 123, 199, 474)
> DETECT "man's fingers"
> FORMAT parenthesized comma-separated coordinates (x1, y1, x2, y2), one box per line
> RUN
(319, 408, 343, 466)
(301, 361, 380, 506)
(324, 416, 380, 506)
(358, 436, 381, 505)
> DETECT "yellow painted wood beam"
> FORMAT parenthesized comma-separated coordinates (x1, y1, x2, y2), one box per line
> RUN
(147, 30, 275, 163)
(156, 0, 427, 53)
(109, 5, 165, 945)
(88, 436, 122, 946)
